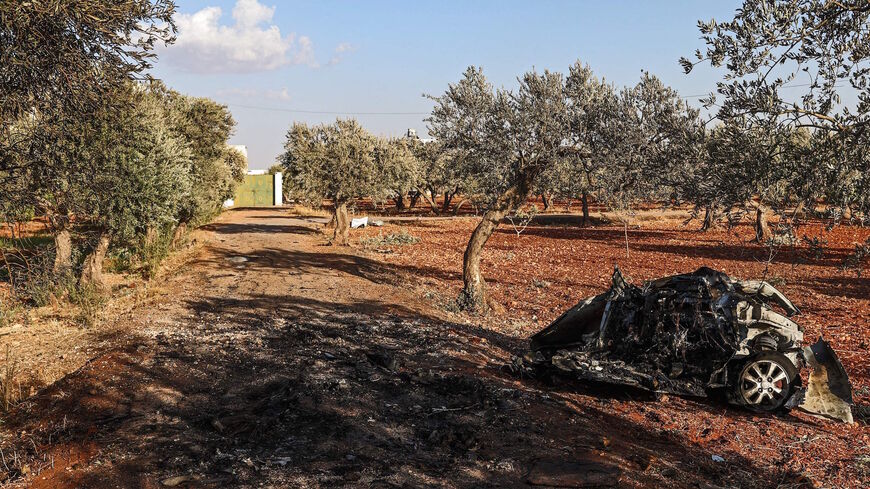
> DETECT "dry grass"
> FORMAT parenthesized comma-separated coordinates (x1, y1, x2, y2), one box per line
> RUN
(599, 208, 694, 224)
(284, 204, 332, 219)
(0, 344, 21, 413)
(359, 230, 420, 250)
(0, 223, 209, 418)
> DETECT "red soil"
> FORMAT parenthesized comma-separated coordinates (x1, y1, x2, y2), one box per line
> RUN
(358, 215, 870, 486)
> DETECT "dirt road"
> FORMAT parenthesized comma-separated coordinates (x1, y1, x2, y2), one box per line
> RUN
(0, 209, 848, 488)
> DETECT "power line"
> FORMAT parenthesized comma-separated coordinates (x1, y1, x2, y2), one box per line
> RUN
(227, 103, 429, 116)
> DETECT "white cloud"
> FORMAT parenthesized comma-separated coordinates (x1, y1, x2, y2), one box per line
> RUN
(335, 42, 355, 54)
(232, 0, 274, 27)
(163, 0, 318, 73)
(328, 42, 357, 66)
(215, 87, 292, 101)
(294, 36, 317, 67)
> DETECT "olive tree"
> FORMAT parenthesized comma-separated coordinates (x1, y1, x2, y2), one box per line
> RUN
(1, 0, 178, 279)
(74, 86, 193, 288)
(689, 122, 812, 240)
(427, 67, 568, 309)
(281, 119, 391, 245)
(600, 73, 703, 210)
(163, 90, 241, 231)
(376, 138, 420, 211)
(538, 61, 620, 224)
(3, 113, 84, 275)
(683, 0, 870, 223)
(672, 127, 725, 231)
(405, 138, 468, 214)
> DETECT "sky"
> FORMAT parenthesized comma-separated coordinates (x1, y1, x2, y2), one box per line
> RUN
(150, 0, 744, 169)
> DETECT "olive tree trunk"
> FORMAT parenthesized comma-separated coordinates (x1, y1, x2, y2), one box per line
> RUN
(581, 191, 590, 226)
(755, 204, 771, 243)
(49, 212, 72, 275)
(333, 201, 350, 246)
(442, 191, 455, 213)
(541, 193, 551, 211)
(700, 203, 717, 231)
(79, 230, 111, 289)
(53, 228, 72, 276)
(417, 187, 440, 214)
(395, 193, 406, 211)
(409, 191, 421, 209)
(171, 222, 188, 248)
(452, 198, 469, 215)
(460, 173, 534, 310)
(791, 200, 806, 222)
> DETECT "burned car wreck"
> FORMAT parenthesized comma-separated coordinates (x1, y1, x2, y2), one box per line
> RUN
(525, 267, 854, 423)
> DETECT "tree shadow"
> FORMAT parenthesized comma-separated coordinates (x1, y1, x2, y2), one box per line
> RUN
(503, 226, 680, 243)
(192, 244, 500, 288)
(802, 275, 870, 301)
(627, 241, 855, 268)
(1, 265, 822, 488)
(526, 214, 607, 227)
(199, 222, 319, 235)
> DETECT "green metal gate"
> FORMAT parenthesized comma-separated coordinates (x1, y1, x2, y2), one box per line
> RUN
(235, 174, 275, 207)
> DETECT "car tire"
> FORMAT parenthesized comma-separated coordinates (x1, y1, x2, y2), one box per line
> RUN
(731, 352, 799, 412)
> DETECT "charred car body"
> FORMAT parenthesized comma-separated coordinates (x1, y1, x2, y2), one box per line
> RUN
(527, 267, 854, 422)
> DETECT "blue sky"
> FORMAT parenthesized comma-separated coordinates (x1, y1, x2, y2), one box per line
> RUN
(151, 0, 743, 169)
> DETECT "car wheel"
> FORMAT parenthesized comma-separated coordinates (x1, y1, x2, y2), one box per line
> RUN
(733, 353, 798, 412)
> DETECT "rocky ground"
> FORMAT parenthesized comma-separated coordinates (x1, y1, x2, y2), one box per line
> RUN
(1, 208, 867, 488)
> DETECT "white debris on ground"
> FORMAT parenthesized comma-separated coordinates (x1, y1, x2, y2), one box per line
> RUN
(351, 217, 369, 228)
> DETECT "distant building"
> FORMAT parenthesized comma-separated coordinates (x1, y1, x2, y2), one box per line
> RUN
(231, 171, 283, 208)
(405, 128, 435, 144)
(223, 145, 249, 208)
(223, 145, 283, 208)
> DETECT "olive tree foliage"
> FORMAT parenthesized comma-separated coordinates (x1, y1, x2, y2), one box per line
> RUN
(74, 86, 194, 287)
(375, 138, 420, 211)
(281, 119, 408, 245)
(223, 147, 248, 197)
(0, 131, 31, 224)
(682, 0, 870, 223)
(161, 89, 243, 228)
(602, 73, 704, 211)
(404, 138, 469, 213)
(537, 61, 620, 224)
(1, 82, 239, 292)
(690, 122, 814, 240)
(535, 67, 703, 227)
(0, 0, 176, 122)
(427, 67, 568, 310)
(0, 0, 177, 191)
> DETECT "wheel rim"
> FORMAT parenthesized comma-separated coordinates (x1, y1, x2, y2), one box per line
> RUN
(739, 359, 790, 407)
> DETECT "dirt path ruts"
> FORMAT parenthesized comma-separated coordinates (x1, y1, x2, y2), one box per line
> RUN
(0, 209, 818, 488)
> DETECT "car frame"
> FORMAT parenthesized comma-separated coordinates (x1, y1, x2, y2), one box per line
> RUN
(526, 267, 854, 422)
